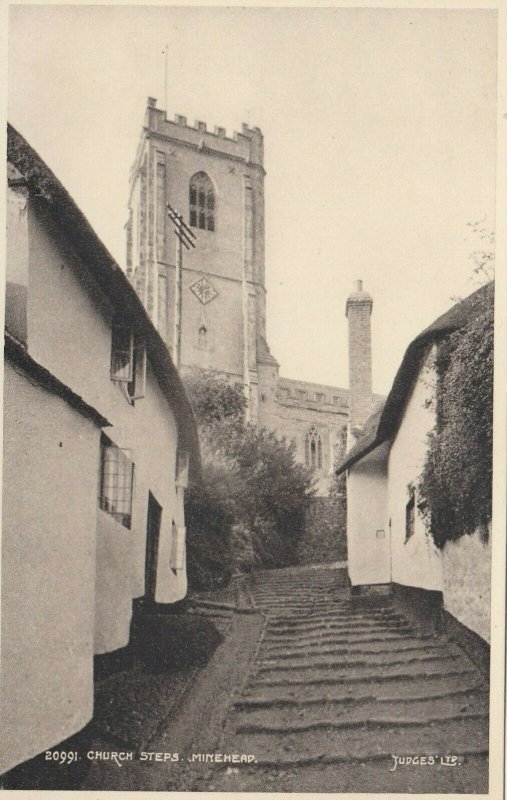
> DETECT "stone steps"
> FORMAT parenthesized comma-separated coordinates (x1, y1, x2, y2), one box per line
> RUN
(263, 637, 449, 659)
(232, 690, 489, 730)
(263, 629, 432, 647)
(265, 619, 414, 635)
(258, 647, 463, 672)
(224, 716, 489, 766)
(214, 567, 488, 790)
(241, 671, 483, 704)
(251, 657, 475, 687)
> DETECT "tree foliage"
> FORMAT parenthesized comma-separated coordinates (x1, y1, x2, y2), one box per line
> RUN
(418, 282, 494, 548)
(183, 368, 315, 587)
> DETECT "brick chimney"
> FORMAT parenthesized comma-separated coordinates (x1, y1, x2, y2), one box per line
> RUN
(346, 280, 373, 438)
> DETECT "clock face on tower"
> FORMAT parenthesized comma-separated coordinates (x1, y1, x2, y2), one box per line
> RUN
(189, 276, 218, 305)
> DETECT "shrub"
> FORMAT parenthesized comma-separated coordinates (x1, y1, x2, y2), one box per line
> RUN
(185, 462, 236, 590)
(183, 368, 315, 580)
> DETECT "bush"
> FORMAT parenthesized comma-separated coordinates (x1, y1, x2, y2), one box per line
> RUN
(185, 462, 236, 590)
(183, 369, 315, 582)
(418, 283, 494, 548)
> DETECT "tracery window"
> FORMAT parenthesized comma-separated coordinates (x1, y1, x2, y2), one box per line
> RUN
(305, 426, 323, 470)
(189, 172, 215, 231)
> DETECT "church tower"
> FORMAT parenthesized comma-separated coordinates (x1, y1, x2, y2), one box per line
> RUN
(126, 97, 277, 421)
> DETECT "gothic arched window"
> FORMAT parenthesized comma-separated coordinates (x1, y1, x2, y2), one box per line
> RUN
(189, 172, 215, 231)
(305, 426, 323, 470)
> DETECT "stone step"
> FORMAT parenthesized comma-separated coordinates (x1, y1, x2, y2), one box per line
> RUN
(232, 690, 489, 730)
(268, 616, 412, 633)
(255, 591, 347, 597)
(263, 629, 427, 647)
(257, 647, 463, 673)
(224, 716, 488, 766)
(251, 657, 475, 687)
(263, 637, 449, 659)
(263, 609, 404, 623)
(241, 671, 483, 704)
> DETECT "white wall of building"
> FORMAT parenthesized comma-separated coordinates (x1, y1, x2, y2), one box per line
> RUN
(1, 362, 99, 774)
(387, 348, 443, 592)
(442, 528, 491, 643)
(346, 444, 389, 587)
(25, 202, 187, 655)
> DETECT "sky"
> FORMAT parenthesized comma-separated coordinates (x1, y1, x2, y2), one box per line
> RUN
(7, 5, 498, 395)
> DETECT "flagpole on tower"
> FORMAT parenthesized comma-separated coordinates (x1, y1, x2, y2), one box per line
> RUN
(164, 43, 168, 115)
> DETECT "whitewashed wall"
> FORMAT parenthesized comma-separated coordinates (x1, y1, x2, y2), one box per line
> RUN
(1, 363, 99, 774)
(26, 203, 187, 654)
(387, 348, 443, 592)
(443, 529, 491, 643)
(346, 444, 389, 587)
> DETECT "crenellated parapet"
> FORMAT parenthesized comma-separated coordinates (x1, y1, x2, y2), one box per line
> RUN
(141, 97, 264, 170)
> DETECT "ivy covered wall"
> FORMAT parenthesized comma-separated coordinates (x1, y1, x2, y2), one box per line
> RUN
(418, 281, 494, 549)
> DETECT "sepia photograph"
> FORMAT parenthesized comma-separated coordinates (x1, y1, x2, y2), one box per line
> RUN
(1, 3, 504, 796)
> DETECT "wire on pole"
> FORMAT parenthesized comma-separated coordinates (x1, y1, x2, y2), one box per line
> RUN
(167, 203, 196, 250)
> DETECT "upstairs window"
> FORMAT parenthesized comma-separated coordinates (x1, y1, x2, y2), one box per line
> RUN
(176, 449, 189, 488)
(305, 426, 323, 470)
(189, 172, 215, 231)
(99, 434, 135, 529)
(110, 322, 146, 402)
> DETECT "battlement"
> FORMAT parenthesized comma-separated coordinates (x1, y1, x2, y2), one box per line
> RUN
(277, 377, 350, 410)
(143, 97, 264, 167)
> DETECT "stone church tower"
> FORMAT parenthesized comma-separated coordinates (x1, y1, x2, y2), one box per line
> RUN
(125, 97, 277, 422)
(126, 99, 382, 494)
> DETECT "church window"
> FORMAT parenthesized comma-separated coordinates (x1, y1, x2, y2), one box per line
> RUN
(305, 426, 323, 470)
(189, 172, 216, 231)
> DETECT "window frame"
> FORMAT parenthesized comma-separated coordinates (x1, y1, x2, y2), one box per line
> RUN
(99, 434, 135, 530)
(305, 426, 323, 470)
(405, 485, 416, 542)
(189, 172, 216, 232)
(111, 320, 147, 403)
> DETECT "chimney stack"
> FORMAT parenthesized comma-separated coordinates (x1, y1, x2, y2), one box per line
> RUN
(346, 279, 373, 438)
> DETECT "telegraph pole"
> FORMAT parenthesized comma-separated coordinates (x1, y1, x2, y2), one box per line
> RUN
(167, 204, 195, 369)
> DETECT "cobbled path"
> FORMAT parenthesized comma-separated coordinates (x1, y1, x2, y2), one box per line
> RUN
(210, 566, 489, 793)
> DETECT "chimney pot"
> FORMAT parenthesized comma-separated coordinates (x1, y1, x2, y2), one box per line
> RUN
(147, 97, 157, 108)
(354, 279, 363, 293)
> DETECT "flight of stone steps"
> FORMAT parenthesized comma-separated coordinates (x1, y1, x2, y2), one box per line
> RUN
(214, 566, 489, 792)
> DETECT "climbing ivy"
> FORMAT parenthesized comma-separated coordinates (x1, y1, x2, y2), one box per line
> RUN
(418, 282, 494, 548)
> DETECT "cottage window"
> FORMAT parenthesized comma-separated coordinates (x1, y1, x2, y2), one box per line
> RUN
(189, 172, 215, 231)
(99, 435, 134, 529)
(110, 324, 133, 382)
(176, 450, 189, 488)
(405, 486, 416, 542)
(111, 322, 146, 402)
(305, 426, 323, 470)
